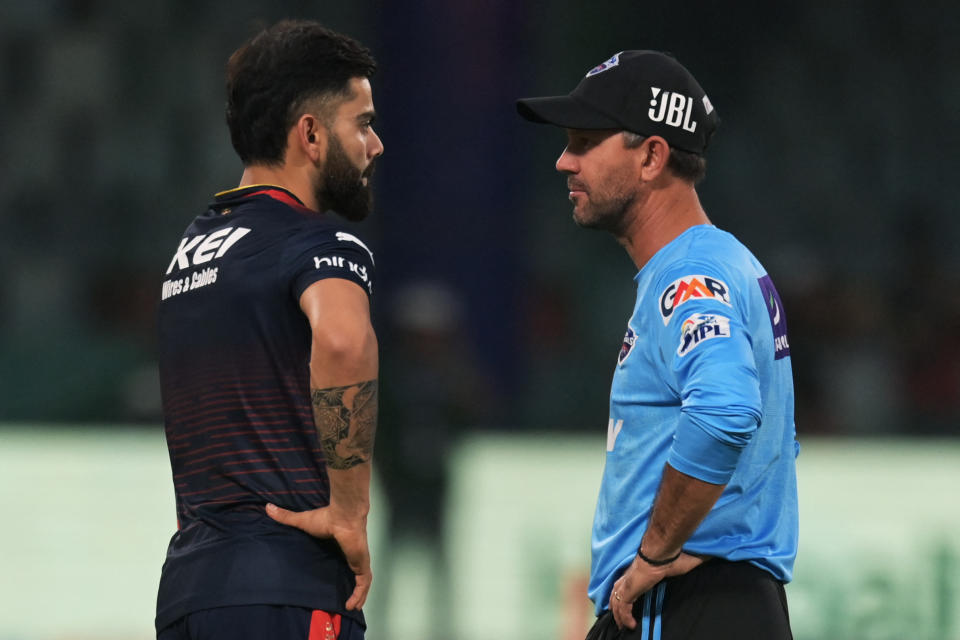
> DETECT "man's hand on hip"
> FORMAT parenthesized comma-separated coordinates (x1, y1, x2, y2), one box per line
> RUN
(609, 552, 706, 630)
(266, 502, 372, 611)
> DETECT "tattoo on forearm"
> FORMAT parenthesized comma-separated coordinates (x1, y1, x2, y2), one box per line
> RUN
(312, 380, 377, 470)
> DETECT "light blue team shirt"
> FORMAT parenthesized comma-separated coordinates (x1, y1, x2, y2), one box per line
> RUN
(589, 224, 799, 614)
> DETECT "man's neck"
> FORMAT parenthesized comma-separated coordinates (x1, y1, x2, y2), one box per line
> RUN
(238, 165, 320, 212)
(616, 182, 710, 271)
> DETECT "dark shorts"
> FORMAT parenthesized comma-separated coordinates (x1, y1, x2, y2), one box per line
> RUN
(157, 605, 365, 640)
(586, 560, 793, 640)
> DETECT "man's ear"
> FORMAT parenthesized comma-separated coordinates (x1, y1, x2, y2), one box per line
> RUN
(296, 113, 328, 164)
(637, 135, 670, 182)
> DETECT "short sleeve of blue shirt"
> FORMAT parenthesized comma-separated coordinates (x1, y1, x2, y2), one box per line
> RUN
(653, 259, 762, 484)
(284, 225, 376, 302)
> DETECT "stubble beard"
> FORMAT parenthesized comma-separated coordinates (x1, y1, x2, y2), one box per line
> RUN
(572, 192, 634, 235)
(316, 134, 375, 222)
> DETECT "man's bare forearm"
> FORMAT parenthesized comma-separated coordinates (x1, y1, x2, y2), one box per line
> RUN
(640, 463, 726, 561)
(312, 379, 378, 470)
(312, 378, 377, 518)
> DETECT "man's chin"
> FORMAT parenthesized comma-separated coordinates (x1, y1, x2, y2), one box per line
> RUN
(573, 209, 615, 232)
(572, 208, 595, 228)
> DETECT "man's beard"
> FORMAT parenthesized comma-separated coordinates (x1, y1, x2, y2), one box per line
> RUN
(573, 194, 633, 235)
(317, 134, 375, 221)
(567, 169, 640, 236)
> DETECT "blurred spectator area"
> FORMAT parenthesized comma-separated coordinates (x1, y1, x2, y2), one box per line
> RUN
(0, 0, 958, 434)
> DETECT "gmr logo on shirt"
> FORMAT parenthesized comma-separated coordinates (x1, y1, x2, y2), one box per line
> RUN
(659, 275, 732, 325)
(165, 227, 251, 274)
(648, 87, 697, 132)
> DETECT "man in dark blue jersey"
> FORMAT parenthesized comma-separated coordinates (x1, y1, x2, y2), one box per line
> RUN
(156, 21, 383, 640)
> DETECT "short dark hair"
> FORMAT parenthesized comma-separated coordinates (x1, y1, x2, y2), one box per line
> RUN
(622, 131, 707, 184)
(225, 20, 377, 166)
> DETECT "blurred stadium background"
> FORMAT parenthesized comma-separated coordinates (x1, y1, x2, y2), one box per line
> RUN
(1, 1, 957, 639)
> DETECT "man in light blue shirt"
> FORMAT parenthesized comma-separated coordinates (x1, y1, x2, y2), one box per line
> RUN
(518, 51, 798, 639)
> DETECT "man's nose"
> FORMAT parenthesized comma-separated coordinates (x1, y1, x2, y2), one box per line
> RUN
(555, 147, 577, 174)
(369, 128, 384, 158)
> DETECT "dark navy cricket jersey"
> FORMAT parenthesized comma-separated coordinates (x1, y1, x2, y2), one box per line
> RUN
(155, 185, 375, 631)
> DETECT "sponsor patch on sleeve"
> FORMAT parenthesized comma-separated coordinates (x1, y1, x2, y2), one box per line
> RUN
(757, 274, 790, 359)
(311, 254, 373, 294)
(677, 313, 731, 356)
(659, 275, 732, 325)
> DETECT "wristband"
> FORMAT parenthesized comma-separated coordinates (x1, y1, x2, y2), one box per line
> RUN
(637, 544, 682, 566)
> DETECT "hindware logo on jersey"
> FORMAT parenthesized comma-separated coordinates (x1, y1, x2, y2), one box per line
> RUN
(659, 275, 732, 325)
(312, 231, 376, 294)
(313, 255, 373, 294)
(677, 313, 731, 357)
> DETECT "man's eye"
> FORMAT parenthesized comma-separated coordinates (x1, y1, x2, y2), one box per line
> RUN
(572, 137, 595, 151)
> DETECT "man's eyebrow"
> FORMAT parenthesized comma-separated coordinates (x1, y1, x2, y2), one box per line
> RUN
(356, 110, 376, 124)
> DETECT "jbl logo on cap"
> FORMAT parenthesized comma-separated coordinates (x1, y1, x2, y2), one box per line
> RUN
(648, 88, 698, 133)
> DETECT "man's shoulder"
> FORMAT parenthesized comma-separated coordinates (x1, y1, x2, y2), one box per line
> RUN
(656, 226, 757, 279)
(644, 227, 764, 323)
(287, 220, 375, 264)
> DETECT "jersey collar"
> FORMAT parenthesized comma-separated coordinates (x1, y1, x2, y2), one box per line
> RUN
(213, 184, 314, 213)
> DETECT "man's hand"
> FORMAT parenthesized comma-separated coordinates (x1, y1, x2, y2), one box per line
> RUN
(266, 502, 372, 611)
(609, 552, 705, 630)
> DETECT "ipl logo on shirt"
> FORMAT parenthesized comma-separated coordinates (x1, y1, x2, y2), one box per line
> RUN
(677, 313, 731, 356)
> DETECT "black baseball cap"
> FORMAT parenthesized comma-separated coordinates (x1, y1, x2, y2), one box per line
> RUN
(516, 50, 718, 155)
